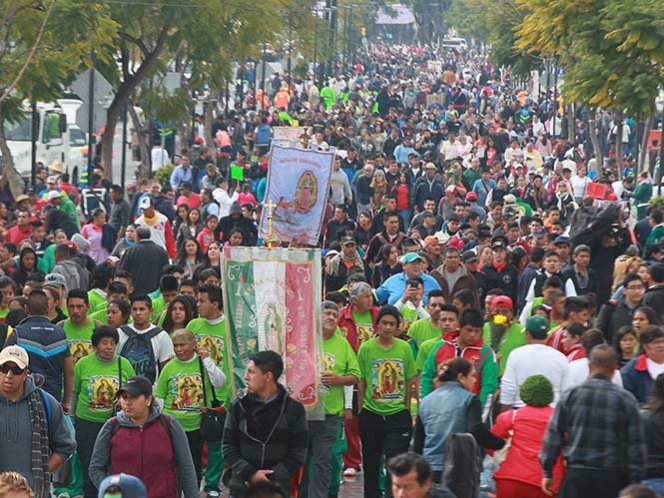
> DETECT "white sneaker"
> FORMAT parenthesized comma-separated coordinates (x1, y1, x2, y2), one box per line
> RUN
(343, 468, 358, 477)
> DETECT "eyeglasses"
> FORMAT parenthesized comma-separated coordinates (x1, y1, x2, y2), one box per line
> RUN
(0, 364, 26, 375)
(626, 285, 645, 291)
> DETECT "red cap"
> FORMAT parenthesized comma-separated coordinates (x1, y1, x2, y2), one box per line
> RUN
(491, 295, 513, 310)
(466, 192, 478, 201)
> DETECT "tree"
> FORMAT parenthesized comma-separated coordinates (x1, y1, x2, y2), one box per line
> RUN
(514, 0, 663, 170)
(0, 0, 116, 197)
(97, 0, 302, 180)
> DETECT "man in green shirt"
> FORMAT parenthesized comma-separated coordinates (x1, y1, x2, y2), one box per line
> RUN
(407, 290, 446, 357)
(416, 304, 460, 372)
(301, 301, 360, 498)
(482, 295, 526, 376)
(186, 284, 231, 498)
(59, 289, 99, 366)
(89, 282, 129, 324)
(358, 305, 417, 498)
(88, 262, 115, 313)
(0, 276, 15, 321)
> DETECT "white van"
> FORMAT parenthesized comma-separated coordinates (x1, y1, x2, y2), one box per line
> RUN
(442, 38, 468, 51)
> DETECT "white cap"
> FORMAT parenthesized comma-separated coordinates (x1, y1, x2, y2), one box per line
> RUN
(0, 346, 29, 369)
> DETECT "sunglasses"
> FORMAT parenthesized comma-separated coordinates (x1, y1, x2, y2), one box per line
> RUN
(0, 364, 26, 375)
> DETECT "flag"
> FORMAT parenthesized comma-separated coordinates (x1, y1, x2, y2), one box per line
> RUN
(222, 246, 323, 410)
(259, 145, 334, 246)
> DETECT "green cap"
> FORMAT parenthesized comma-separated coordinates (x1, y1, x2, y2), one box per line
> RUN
(519, 375, 554, 407)
(526, 315, 550, 335)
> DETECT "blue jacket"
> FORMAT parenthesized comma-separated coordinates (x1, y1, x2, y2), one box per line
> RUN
(418, 382, 475, 470)
(621, 354, 652, 405)
(170, 165, 193, 189)
(375, 272, 441, 305)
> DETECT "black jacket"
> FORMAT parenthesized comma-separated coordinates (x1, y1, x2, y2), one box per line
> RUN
(641, 409, 664, 479)
(222, 385, 308, 498)
(119, 240, 170, 294)
(596, 298, 636, 344)
(216, 204, 258, 246)
(643, 284, 664, 318)
(481, 262, 518, 304)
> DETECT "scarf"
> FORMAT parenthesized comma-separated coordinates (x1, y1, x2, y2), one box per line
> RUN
(28, 389, 51, 498)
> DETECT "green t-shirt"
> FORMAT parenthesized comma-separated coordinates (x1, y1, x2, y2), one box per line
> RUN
(155, 355, 214, 432)
(416, 336, 442, 372)
(322, 331, 360, 415)
(351, 310, 375, 348)
(89, 308, 108, 325)
(73, 353, 135, 423)
(151, 295, 165, 322)
(408, 318, 441, 351)
(399, 305, 420, 334)
(0, 308, 8, 321)
(186, 317, 232, 404)
(482, 322, 527, 376)
(62, 319, 97, 365)
(357, 338, 417, 416)
(88, 289, 107, 313)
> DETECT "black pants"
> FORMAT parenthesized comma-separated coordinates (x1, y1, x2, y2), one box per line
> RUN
(75, 418, 106, 498)
(559, 468, 628, 498)
(359, 409, 412, 498)
(186, 429, 204, 484)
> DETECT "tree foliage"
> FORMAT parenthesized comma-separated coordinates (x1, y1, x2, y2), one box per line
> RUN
(514, 0, 663, 116)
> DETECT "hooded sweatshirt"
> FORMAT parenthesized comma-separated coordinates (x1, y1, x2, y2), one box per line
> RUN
(0, 376, 76, 493)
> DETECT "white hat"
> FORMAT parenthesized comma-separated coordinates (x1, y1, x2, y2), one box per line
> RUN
(139, 196, 153, 210)
(47, 190, 61, 201)
(0, 345, 29, 369)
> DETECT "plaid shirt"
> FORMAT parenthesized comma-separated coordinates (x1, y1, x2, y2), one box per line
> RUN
(540, 375, 646, 482)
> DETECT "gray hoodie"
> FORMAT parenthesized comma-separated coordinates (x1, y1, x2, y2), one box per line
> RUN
(0, 376, 76, 491)
(89, 404, 199, 498)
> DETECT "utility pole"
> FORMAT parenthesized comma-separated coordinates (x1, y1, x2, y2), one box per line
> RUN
(87, 50, 96, 177)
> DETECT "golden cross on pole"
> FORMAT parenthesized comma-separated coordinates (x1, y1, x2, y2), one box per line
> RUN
(263, 199, 280, 248)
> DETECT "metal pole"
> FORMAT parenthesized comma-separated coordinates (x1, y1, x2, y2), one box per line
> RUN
(87, 50, 96, 175)
(313, 13, 319, 87)
(30, 98, 37, 187)
(552, 61, 558, 139)
(121, 102, 128, 187)
(253, 60, 259, 109)
(261, 43, 267, 111)
(238, 64, 244, 112)
(225, 78, 230, 117)
(190, 89, 197, 144)
(342, 7, 348, 72)
(287, 19, 292, 83)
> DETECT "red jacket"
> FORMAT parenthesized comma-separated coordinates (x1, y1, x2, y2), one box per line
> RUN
(491, 405, 564, 490)
(566, 344, 585, 362)
(338, 304, 379, 352)
(111, 416, 178, 498)
(547, 325, 568, 354)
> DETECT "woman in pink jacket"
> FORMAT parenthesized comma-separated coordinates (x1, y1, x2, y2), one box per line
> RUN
(491, 375, 564, 498)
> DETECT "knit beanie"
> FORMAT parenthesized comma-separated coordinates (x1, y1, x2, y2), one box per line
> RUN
(519, 375, 554, 407)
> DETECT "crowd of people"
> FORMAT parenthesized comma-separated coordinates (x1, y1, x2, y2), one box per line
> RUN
(0, 41, 663, 498)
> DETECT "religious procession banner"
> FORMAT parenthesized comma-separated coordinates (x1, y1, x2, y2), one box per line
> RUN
(222, 246, 324, 413)
(259, 145, 334, 246)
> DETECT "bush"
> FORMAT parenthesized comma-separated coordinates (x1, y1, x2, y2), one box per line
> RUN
(154, 163, 174, 189)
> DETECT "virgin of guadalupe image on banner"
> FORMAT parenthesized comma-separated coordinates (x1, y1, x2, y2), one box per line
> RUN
(259, 145, 334, 246)
(222, 246, 325, 418)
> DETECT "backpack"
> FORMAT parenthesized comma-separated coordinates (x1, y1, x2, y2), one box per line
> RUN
(119, 326, 163, 383)
(38, 388, 52, 425)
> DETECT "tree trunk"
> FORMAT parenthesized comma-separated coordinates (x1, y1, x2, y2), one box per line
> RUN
(128, 104, 150, 180)
(0, 112, 26, 199)
(639, 114, 653, 174)
(205, 91, 217, 148)
(567, 104, 575, 143)
(588, 111, 603, 173)
(100, 28, 169, 178)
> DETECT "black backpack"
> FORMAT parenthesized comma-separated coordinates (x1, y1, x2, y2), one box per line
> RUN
(119, 326, 163, 383)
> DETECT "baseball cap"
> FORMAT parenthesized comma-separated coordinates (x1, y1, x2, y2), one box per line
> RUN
(553, 235, 570, 246)
(139, 196, 154, 210)
(445, 185, 456, 194)
(325, 249, 339, 258)
(503, 194, 517, 204)
(491, 235, 508, 249)
(465, 192, 478, 202)
(400, 252, 425, 264)
(0, 345, 29, 369)
(424, 235, 439, 248)
(15, 194, 30, 203)
(462, 251, 478, 263)
(424, 162, 437, 171)
(526, 315, 550, 335)
(47, 176, 57, 184)
(118, 376, 153, 397)
(341, 236, 356, 246)
(491, 295, 513, 310)
(47, 190, 61, 201)
(97, 474, 147, 498)
(44, 273, 67, 288)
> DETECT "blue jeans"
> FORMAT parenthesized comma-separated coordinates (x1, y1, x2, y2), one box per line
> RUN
(643, 478, 664, 495)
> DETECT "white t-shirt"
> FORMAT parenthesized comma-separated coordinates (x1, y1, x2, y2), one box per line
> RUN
(571, 175, 591, 199)
(566, 358, 623, 389)
(647, 358, 664, 380)
(500, 344, 570, 408)
(117, 324, 175, 381)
